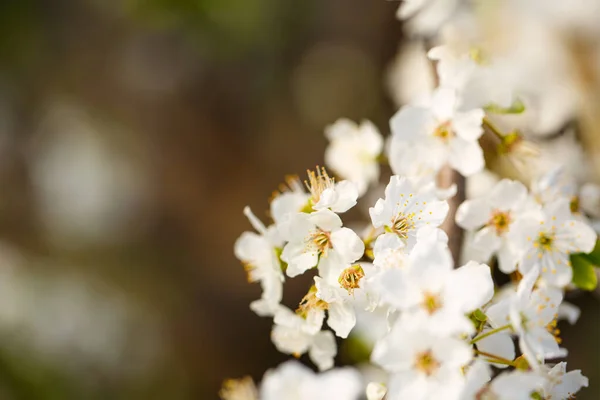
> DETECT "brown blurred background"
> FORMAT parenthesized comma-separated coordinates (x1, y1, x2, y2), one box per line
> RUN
(0, 1, 597, 399)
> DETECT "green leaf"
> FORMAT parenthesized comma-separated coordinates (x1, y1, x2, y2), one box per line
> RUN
(484, 98, 526, 114)
(570, 254, 598, 291)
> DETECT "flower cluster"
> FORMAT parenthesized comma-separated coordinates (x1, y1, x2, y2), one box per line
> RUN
(223, 1, 600, 399)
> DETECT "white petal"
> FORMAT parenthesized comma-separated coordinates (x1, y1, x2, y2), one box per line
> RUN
(539, 253, 572, 288)
(330, 227, 365, 264)
(452, 108, 484, 141)
(456, 198, 492, 230)
(271, 324, 310, 356)
(327, 302, 356, 338)
(489, 179, 528, 210)
(316, 181, 358, 213)
(431, 87, 458, 121)
(558, 219, 596, 254)
(309, 330, 337, 371)
(580, 183, 600, 218)
(547, 369, 588, 399)
(309, 209, 343, 232)
(448, 138, 485, 176)
(476, 331, 515, 369)
(497, 242, 520, 274)
(485, 299, 511, 328)
(446, 261, 494, 312)
(472, 227, 502, 255)
(366, 382, 387, 400)
(558, 302, 580, 325)
(490, 371, 545, 400)
(283, 244, 318, 278)
(389, 106, 432, 141)
(397, 0, 428, 19)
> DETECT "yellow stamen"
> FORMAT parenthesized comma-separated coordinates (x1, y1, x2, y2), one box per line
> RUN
(488, 210, 512, 236)
(219, 376, 258, 400)
(338, 265, 365, 295)
(305, 166, 335, 204)
(414, 350, 440, 376)
(422, 292, 443, 315)
(433, 121, 454, 142)
(296, 285, 328, 318)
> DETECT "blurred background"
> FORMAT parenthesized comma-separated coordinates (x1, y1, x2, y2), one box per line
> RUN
(0, 1, 597, 399)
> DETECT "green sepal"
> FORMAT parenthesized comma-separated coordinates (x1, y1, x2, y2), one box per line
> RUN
(468, 309, 487, 332)
(484, 98, 526, 115)
(570, 253, 598, 291)
(514, 355, 530, 371)
(274, 247, 288, 273)
(530, 391, 543, 400)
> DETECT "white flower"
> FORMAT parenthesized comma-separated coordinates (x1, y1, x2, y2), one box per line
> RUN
(389, 87, 485, 177)
(486, 269, 566, 367)
(370, 231, 493, 335)
(372, 314, 472, 400)
(270, 176, 310, 228)
(456, 179, 537, 273)
(260, 360, 363, 400)
(531, 166, 600, 223)
(234, 207, 284, 316)
(305, 167, 358, 213)
(271, 306, 337, 371)
(371, 232, 409, 271)
(280, 209, 364, 278)
(314, 262, 377, 338)
(324, 119, 384, 196)
(540, 362, 588, 400)
(510, 198, 596, 287)
(369, 176, 449, 249)
(463, 366, 545, 400)
(428, 46, 516, 110)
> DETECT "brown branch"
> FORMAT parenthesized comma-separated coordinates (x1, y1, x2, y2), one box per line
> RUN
(437, 166, 466, 265)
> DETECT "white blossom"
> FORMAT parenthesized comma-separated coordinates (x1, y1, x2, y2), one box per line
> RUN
(234, 207, 284, 316)
(261, 360, 363, 400)
(280, 209, 364, 278)
(369, 175, 449, 249)
(510, 198, 596, 287)
(389, 87, 485, 177)
(456, 179, 537, 273)
(271, 306, 337, 371)
(325, 119, 384, 196)
(372, 313, 472, 400)
(540, 362, 588, 400)
(370, 231, 493, 335)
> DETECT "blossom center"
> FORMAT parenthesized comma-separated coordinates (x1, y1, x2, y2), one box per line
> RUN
(305, 166, 335, 204)
(546, 318, 562, 345)
(296, 285, 328, 318)
(535, 232, 555, 252)
(570, 196, 580, 214)
(422, 292, 443, 315)
(414, 350, 440, 376)
(338, 265, 365, 295)
(488, 210, 512, 235)
(390, 214, 415, 239)
(242, 262, 257, 283)
(433, 121, 454, 143)
(307, 229, 333, 256)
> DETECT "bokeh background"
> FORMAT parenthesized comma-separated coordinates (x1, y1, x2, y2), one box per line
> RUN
(0, 1, 597, 399)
